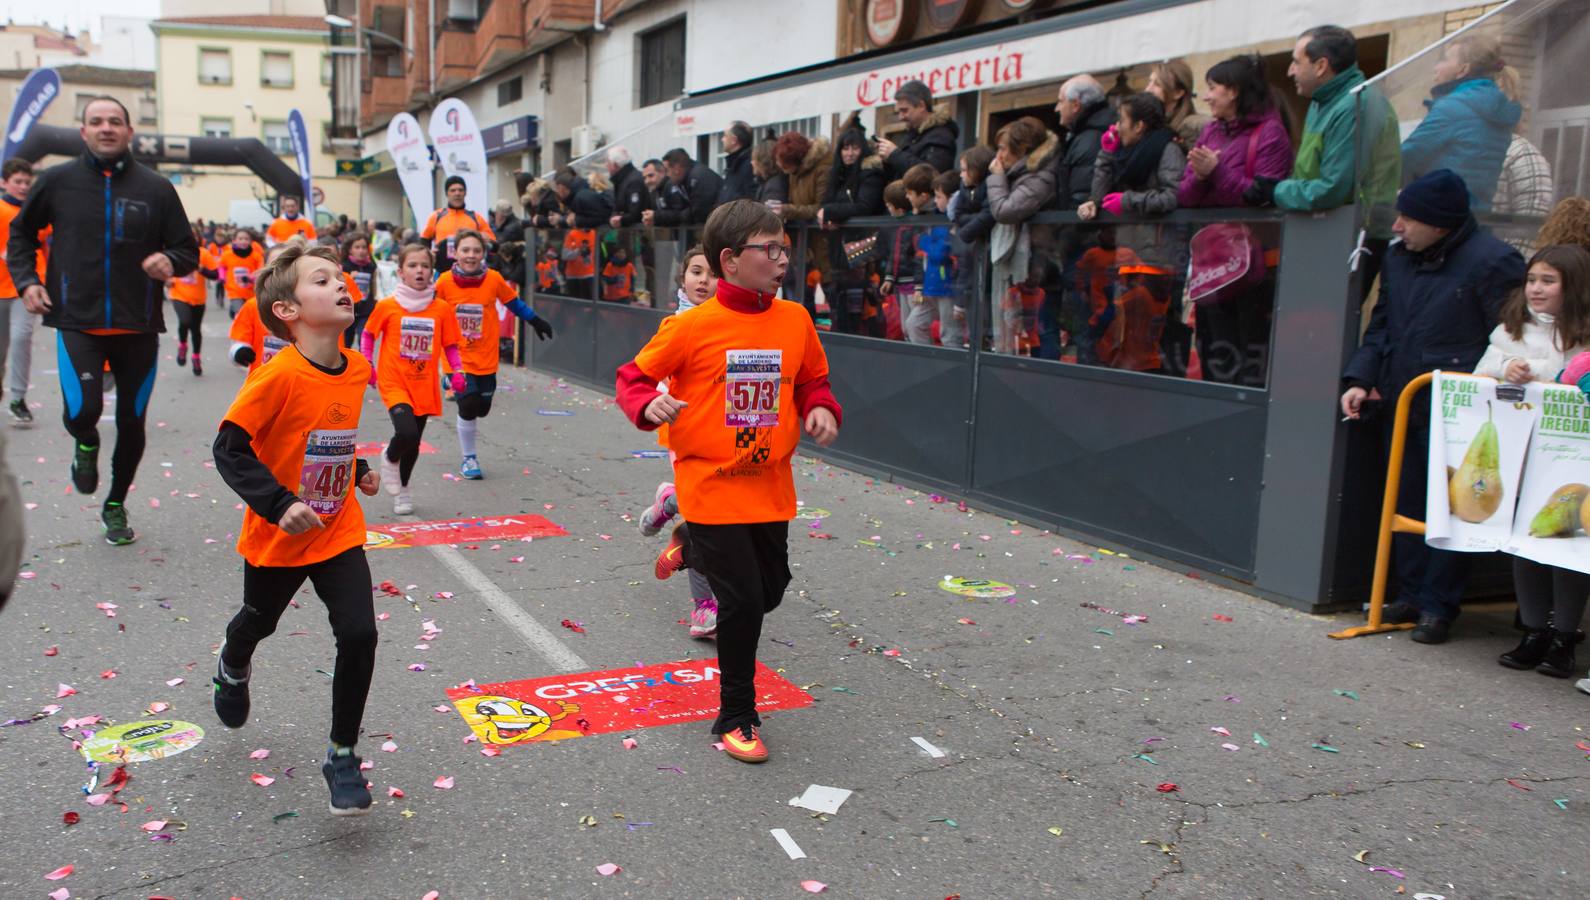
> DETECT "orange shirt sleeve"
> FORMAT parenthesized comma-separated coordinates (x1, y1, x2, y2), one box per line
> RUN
(303, 220, 318, 240)
(222, 362, 282, 438)
(437, 302, 462, 347)
(632, 312, 690, 383)
(493, 271, 518, 302)
(477, 214, 496, 241)
(796, 316, 830, 384)
(343, 272, 363, 303)
(420, 212, 439, 241)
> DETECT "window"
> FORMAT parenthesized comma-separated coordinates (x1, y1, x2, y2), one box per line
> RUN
(497, 75, 522, 107)
(322, 53, 334, 86)
(637, 17, 685, 108)
(447, 0, 479, 21)
(200, 117, 232, 138)
(262, 121, 293, 154)
(198, 48, 232, 85)
(137, 95, 157, 125)
(74, 93, 98, 120)
(261, 51, 294, 88)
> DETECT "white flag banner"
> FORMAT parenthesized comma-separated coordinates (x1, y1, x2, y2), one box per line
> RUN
(1425, 372, 1535, 552)
(1505, 381, 1590, 575)
(427, 98, 489, 210)
(386, 112, 434, 222)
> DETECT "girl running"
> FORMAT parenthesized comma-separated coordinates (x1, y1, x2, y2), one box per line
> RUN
(434, 229, 553, 479)
(341, 232, 378, 347)
(169, 226, 219, 376)
(362, 244, 465, 516)
(220, 228, 263, 319)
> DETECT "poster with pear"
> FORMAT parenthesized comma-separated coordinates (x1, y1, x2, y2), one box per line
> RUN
(1425, 372, 1535, 552)
(1505, 380, 1590, 575)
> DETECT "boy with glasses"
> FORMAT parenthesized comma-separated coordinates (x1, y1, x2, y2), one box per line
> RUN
(616, 200, 842, 763)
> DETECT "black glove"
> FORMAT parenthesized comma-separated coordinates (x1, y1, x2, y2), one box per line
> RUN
(1242, 177, 1278, 207)
(530, 316, 554, 341)
(233, 346, 257, 366)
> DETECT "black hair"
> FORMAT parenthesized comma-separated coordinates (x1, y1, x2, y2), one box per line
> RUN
(1, 158, 33, 180)
(1119, 92, 1167, 132)
(1205, 54, 1275, 120)
(554, 170, 583, 191)
(728, 121, 752, 149)
(642, 158, 663, 170)
(895, 80, 932, 110)
(80, 95, 130, 125)
(1300, 25, 1357, 75)
(662, 148, 692, 167)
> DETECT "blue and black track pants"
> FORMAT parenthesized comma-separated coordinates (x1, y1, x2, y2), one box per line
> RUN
(56, 329, 158, 505)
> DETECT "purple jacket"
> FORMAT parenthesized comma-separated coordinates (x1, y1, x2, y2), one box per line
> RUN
(1176, 110, 1294, 208)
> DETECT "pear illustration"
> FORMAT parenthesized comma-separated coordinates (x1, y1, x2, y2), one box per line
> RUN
(1448, 403, 1503, 523)
(1528, 483, 1589, 537)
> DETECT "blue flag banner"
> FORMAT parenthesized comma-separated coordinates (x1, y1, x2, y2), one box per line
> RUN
(287, 109, 315, 221)
(4, 68, 61, 162)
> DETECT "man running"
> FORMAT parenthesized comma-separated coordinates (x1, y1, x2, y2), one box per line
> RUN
(420, 175, 493, 273)
(7, 96, 197, 545)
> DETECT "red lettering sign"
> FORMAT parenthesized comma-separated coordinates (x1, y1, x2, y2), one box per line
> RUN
(364, 514, 567, 550)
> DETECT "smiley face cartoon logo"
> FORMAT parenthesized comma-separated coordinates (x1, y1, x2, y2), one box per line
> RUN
(456, 695, 582, 745)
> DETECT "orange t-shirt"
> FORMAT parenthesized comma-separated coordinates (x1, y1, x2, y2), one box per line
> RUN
(364, 296, 461, 416)
(222, 346, 371, 567)
(602, 261, 636, 301)
(562, 230, 596, 278)
(266, 216, 317, 245)
(536, 259, 558, 290)
(342, 272, 364, 305)
(229, 300, 290, 370)
(435, 269, 517, 376)
(169, 246, 217, 305)
(0, 197, 48, 298)
(421, 208, 495, 259)
(632, 297, 829, 524)
(220, 244, 264, 300)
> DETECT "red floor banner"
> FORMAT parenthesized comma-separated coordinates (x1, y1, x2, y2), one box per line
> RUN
(445, 659, 814, 746)
(356, 440, 437, 456)
(364, 514, 567, 549)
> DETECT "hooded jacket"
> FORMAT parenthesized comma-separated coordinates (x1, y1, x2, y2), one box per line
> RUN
(653, 161, 723, 226)
(1177, 109, 1295, 208)
(1056, 100, 1115, 208)
(716, 145, 757, 205)
(1401, 77, 1521, 212)
(610, 162, 652, 227)
(820, 147, 885, 273)
(562, 180, 615, 229)
(1274, 65, 1401, 238)
(952, 181, 994, 245)
(781, 137, 832, 223)
(8, 150, 197, 333)
(885, 107, 960, 178)
(985, 130, 1061, 224)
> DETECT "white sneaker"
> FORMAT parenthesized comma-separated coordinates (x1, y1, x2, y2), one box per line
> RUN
(381, 449, 400, 496)
(393, 488, 414, 516)
(1577, 675, 1590, 695)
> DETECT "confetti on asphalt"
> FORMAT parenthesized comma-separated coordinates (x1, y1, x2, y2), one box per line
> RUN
(433, 776, 455, 790)
(596, 863, 621, 876)
(911, 736, 946, 758)
(770, 828, 806, 860)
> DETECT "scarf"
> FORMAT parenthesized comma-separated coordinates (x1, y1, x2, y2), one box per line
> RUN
(1114, 127, 1175, 191)
(450, 263, 487, 288)
(676, 287, 698, 314)
(393, 281, 435, 313)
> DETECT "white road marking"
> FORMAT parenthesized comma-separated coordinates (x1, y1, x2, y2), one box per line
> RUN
(424, 542, 589, 672)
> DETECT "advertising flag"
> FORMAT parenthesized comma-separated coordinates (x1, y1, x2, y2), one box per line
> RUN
(286, 109, 315, 221)
(3, 68, 61, 162)
(386, 111, 434, 221)
(426, 98, 489, 208)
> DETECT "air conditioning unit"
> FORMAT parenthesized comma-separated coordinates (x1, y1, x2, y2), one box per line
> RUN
(447, 0, 479, 21)
(571, 124, 603, 157)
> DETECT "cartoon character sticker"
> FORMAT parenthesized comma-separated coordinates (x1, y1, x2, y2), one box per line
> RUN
(453, 695, 583, 745)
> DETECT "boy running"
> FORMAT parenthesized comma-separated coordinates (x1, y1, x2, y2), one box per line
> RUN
(0, 158, 45, 425)
(168, 226, 219, 375)
(617, 200, 842, 763)
(434, 229, 552, 480)
(210, 238, 382, 816)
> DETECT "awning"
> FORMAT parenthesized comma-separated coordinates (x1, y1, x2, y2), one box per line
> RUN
(673, 0, 1471, 136)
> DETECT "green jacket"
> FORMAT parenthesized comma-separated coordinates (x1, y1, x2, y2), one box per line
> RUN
(1274, 65, 1401, 238)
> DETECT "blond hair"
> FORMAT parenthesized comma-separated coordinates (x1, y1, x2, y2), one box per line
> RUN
(1449, 33, 1522, 103)
(255, 237, 340, 342)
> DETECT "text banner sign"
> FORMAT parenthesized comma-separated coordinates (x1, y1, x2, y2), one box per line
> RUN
(3, 68, 60, 161)
(427, 98, 490, 208)
(364, 514, 567, 550)
(386, 112, 434, 223)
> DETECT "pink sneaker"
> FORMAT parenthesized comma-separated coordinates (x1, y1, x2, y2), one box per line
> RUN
(639, 482, 677, 536)
(688, 597, 718, 639)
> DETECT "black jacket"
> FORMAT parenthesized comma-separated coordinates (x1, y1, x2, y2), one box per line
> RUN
(563, 181, 614, 229)
(491, 213, 524, 245)
(610, 162, 651, 226)
(9, 151, 197, 333)
(951, 181, 994, 244)
(653, 162, 723, 226)
(820, 154, 885, 222)
(523, 189, 561, 228)
(758, 173, 789, 204)
(716, 147, 757, 205)
(885, 107, 961, 179)
(1056, 100, 1115, 209)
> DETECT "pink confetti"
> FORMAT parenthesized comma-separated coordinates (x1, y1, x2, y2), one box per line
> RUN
(139, 820, 167, 832)
(408, 663, 427, 672)
(1510, 722, 1533, 731)
(250, 774, 275, 787)
(144, 702, 169, 714)
(63, 716, 100, 729)
(56, 684, 76, 698)
(1210, 727, 1231, 736)
(432, 704, 451, 713)
(376, 612, 390, 621)
(24, 502, 37, 510)
(49, 889, 69, 900)
(882, 649, 901, 657)
(622, 738, 638, 749)
(359, 760, 375, 771)
(433, 592, 453, 599)
(509, 556, 524, 563)
(84, 794, 109, 807)
(43, 646, 58, 656)
(433, 775, 454, 790)
(381, 740, 398, 753)
(99, 669, 117, 680)
(801, 881, 827, 893)
(1368, 866, 1406, 879)
(165, 678, 184, 687)
(1221, 743, 1240, 752)
(249, 749, 270, 760)
(480, 746, 501, 757)
(595, 863, 621, 876)
(421, 893, 439, 900)
(44, 865, 73, 880)
(387, 786, 405, 798)
(19, 570, 35, 579)
(149, 498, 159, 508)
(462, 734, 478, 744)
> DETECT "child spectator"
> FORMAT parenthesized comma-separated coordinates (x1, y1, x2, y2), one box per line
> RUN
(879, 179, 918, 341)
(602, 245, 638, 303)
(912, 170, 960, 346)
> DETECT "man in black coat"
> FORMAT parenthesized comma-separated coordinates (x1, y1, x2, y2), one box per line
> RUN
(877, 80, 960, 179)
(1340, 169, 1525, 645)
(644, 149, 722, 228)
(715, 121, 757, 205)
(1053, 75, 1113, 209)
(9, 96, 197, 545)
(605, 146, 651, 228)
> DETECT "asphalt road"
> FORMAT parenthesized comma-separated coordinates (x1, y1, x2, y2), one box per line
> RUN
(0, 316, 1585, 900)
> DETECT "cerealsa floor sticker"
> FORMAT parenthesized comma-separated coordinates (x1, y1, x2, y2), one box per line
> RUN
(446, 659, 813, 746)
(82, 720, 205, 763)
(365, 514, 568, 550)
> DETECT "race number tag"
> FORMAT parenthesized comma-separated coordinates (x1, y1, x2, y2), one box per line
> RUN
(232, 266, 250, 287)
(352, 270, 372, 294)
(399, 316, 434, 360)
(261, 335, 288, 364)
(724, 350, 782, 428)
(455, 303, 484, 340)
(299, 429, 357, 518)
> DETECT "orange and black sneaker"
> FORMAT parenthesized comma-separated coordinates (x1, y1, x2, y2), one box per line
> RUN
(718, 724, 769, 763)
(655, 523, 689, 580)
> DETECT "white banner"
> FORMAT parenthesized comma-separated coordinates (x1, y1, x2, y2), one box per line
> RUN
(386, 112, 434, 224)
(427, 98, 489, 211)
(1425, 372, 1534, 552)
(1505, 381, 1590, 575)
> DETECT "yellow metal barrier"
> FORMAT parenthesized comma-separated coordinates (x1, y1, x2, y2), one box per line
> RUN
(1328, 371, 1435, 640)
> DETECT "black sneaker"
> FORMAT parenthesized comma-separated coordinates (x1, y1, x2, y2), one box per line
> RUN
(322, 750, 372, 816)
(101, 502, 135, 545)
(1380, 601, 1419, 625)
(212, 665, 250, 728)
(7, 399, 31, 428)
(1410, 614, 1452, 645)
(71, 443, 99, 495)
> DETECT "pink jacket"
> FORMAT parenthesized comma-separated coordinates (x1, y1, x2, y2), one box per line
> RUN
(1176, 110, 1294, 208)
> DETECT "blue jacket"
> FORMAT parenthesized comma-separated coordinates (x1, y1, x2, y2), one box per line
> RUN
(1343, 217, 1524, 408)
(916, 225, 955, 298)
(1400, 78, 1520, 212)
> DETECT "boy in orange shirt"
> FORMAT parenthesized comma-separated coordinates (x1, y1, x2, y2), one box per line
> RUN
(229, 243, 293, 370)
(220, 228, 264, 318)
(616, 200, 842, 763)
(362, 244, 465, 516)
(167, 226, 219, 375)
(210, 239, 382, 816)
(435, 230, 552, 480)
(600, 245, 637, 303)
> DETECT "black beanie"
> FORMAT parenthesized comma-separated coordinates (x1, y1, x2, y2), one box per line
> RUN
(1396, 169, 1469, 229)
(445, 175, 466, 191)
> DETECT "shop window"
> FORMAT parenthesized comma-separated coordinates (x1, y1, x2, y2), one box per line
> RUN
(200, 117, 232, 139)
(262, 51, 294, 88)
(262, 120, 293, 155)
(637, 17, 685, 108)
(198, 48, 232, 85)
(497, 75, 522, 107)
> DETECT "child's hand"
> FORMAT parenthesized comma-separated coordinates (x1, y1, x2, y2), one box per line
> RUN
(804, 407, 839, 447)
(278, 502, 325, 535)
(644, 394, 688, 425)
(1504, 358, 1533, 384)
(358, 469, 380, 496)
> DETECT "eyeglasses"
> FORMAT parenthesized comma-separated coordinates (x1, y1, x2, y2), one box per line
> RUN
(735, 241, 786, 261)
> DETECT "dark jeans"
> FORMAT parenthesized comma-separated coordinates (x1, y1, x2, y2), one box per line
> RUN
(1386, 412, 1471, 621)
(1512, 556, 1590, 632)
(222, 545, 376, 746)
(683, 521, 791, 734)
(1193, 277, 1274, 387)
(57, 330, 159, 505)
(172, 302, 206, 354)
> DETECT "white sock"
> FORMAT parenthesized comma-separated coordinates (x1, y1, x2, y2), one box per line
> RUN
(457, 417, 478, 457)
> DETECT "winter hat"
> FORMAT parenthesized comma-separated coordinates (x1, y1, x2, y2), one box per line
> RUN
(445, 175, 467, 191)
(1396, 169, 1470, 229)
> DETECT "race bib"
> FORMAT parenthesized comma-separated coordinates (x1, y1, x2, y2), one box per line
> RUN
(724, 350, 782, 428)
(399, 316, 434, 360)
(456, 303, 484, 340)
(262, 335, 288, 364)
(446, 236, 457, 261)
(232, 266, 249, 286)
(352, 270, 372, 294)
(299, 429, 357, 518)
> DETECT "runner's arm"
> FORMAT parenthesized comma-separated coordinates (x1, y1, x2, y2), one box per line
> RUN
(213, 421, 300, 524)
